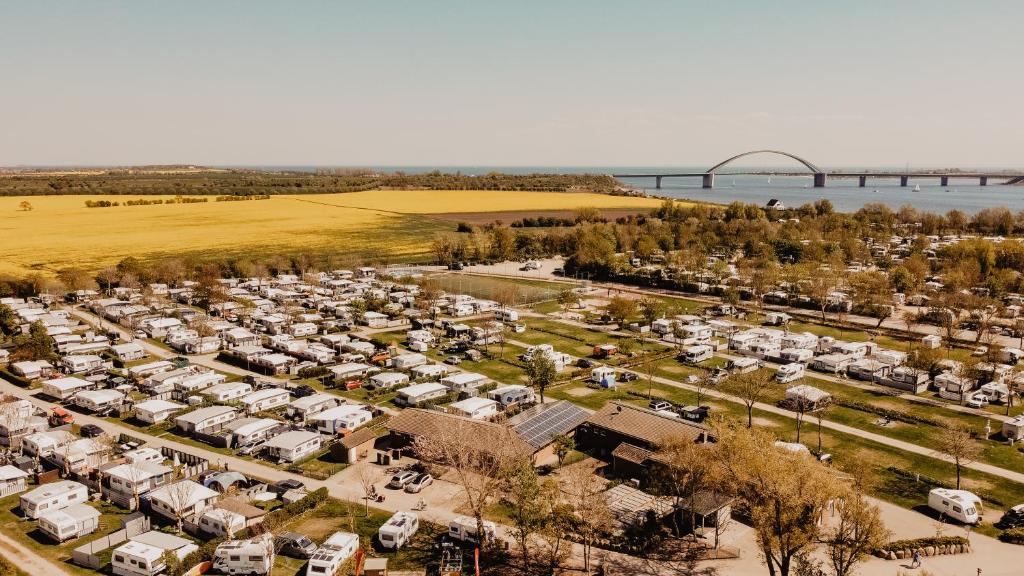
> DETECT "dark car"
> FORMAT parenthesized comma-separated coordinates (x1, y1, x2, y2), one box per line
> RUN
(448, 262, 464, 270)
(576, 358, 595, 369)
(619, 371, 639, 382)
(445, 342, 469, 354)
(270, 478, 306, 496)
(275, 531, 317, 558)
(998, 504, 1024, 529)
(79, 424, 105, 438)
(290, 384, 317, 398)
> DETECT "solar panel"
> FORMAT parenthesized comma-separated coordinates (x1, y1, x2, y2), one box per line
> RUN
(513, 401, 589, 448)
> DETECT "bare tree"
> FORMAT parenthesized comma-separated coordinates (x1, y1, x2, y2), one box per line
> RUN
(934, 423, 982, 489)
(356, 465, 376, 516)
(506, 460, 557, 572)
(560, 465, 614, 575)
(163, 480, 201, 533)
(725, 369, 774, 428)
(822, 489, 890, 576)
(412, 418, 527, 547)
(654, 436, 713, 538)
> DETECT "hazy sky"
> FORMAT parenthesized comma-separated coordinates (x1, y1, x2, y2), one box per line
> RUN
(2, 1, 1022, 168)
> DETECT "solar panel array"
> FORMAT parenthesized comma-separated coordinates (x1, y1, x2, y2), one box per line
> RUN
(513, 401, 589, 448)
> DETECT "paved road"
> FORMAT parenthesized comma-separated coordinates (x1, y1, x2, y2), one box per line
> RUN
(0, 529, 73, 576)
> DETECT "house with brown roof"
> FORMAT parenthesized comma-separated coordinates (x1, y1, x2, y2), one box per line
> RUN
(575, 401, 710, 473)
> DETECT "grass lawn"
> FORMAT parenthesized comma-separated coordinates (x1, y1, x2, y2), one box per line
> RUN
(0, 492, 139, 576)
(429, 273, 567, 305)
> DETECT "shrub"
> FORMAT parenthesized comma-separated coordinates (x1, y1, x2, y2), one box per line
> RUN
(877, 535, 968, 553)
(999, 527, 1024, 544)
(838, 400, 941, 426)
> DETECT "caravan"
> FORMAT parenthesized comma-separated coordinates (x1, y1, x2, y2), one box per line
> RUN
(681, 345, 713, 364)
(20, 480, 89, 519)
(448, 515, 496, 544)
(775, 363, 805, 384)
(306, 532, 359, 576)
(377, 511, 419, 550)
(928, 488, 982, 524)
(37, 503, 101, 542)
(213, 534, 276, 576)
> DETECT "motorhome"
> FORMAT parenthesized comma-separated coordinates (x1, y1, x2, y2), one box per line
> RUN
(448, 515, 496, 544)
(928, 488, 982, 524)
(147, 480, 219, 523)
(935, 372, 974, 402)
(681, 345, 713, 364)
(213, 534, 276, 576)
(495, 308, 519, 322)
(775, 363, 805, 384)
(591, 366, 617, 388)
(20, 480, 89, 519)
(1002, 415, 1024, 442)
(377, 511, 419, 550)
(37, 503, 101, 542)
(306, 532, 359, 576)
(764, 311, 791, 326)
(883, 367, 930, 393)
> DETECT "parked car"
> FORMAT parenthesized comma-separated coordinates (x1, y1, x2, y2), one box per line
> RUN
(388, 470, 418, 489)
(404, 473, 433, 493)
(238, 442, 265, 456)
(80, 424, 105, 438)
(997, 504, 1024, 529)
(446, 342, 468, 354)
(270, 479, 306, 496)
(619, 371, 639, 382)
(649, 400, 672, 412)
(290, 384, 317, 398)
(444, 356, 462, 365)
(576, 358, 594, 368)
(134, 330, 147, 339)
(966, 391, 989, 409)
(275, 531, 317, 558)
(448, 262, 464, 270)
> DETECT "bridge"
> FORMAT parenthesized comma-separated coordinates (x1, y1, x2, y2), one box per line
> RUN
(613, 150, 1024, 189)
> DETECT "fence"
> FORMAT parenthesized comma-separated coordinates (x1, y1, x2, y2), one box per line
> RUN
(160, 446, 210, 478)
(72, 516, 151, 569)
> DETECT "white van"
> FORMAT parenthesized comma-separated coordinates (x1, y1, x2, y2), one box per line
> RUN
(928, 488, 982, 524)
(306, 532, 359, 576)
(682, 345, 713, 364)
(775, 363, 805, 384)
(448, 515, 496, 544)
(377, 511, 419, 550)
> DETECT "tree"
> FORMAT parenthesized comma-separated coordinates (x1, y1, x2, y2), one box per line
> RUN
(524, 352, 557, 403)
(556, 289, 579, 315)
(494, 285, 520, 312)
(12, 320, 57, 362)
(714, 423, 843, 576)
(56, 267, 96, 292)
(0, 304, 18, 339)
(412, 419, 527, 549)
(849, 270, 894, 328)
(935, 423, 981, 489)
(552, 434, 574, 467)
(638, 296, 666, 327)
(606, 295, 637, 328)
(18, 201, 32, 211)
(506, 460, 556, 571)
(97, 266, 120, 295)
(654, 436, 714, 539)
(164, 481, 201, 533)
(560, 465, 614, 575)
(726, 369, 773, 428)
(160, 550, 183, 576)
(822, 490, 890, 576)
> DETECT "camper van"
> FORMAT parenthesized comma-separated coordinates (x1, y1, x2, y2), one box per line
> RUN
(306, 532, 359, 576)
(775, 363, 805, 384)
(448, 515, 496, 544)
(681, 345, 713, 364)
(495, 308, 519, 322)
(112, 541, 166, 576)
(213, 534, 276, 576)
(928, 488, 982, 524)
(377, 511, 419, 550)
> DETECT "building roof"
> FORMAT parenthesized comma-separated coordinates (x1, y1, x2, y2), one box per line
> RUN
(449, 397, 497, 414)
(386, 409, 533, 457)
(175, 405, 236, 424)
(583, 402, 706, 447)
(134, 399, 186, 413)
(0, 464, 29, 481)
(263, 430, 320, 450)
(148, 480, 218, 509)
(38, 502, 100, 523)
(340, 426, 381, 449)
(508, 400, 590, 449)
(215, 497, 267, 520)
(604, 483, 674, 528)
(610, 442, 653, 465)
(130, 530, 195, 551)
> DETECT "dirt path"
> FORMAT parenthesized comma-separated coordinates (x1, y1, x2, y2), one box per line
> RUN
(0, 530, 73, 576)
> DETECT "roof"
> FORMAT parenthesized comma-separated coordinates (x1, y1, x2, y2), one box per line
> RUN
(116, 540, 164, 561)
(676, 490, 733, 516)
(38, 502, 100, 523)
(605, 483, 674, 527)
(611, 442, 653, 465)
(0, 464, 29, 481)
(398, 382, 448, 397)
(340, 426, 380, 449)
(288, 393, 338, 410)
(583, 402, 706, 447)
(204, 471, 249, 491)
(386, 409, 533, 456)
(105, 462, 172, 480)
(42, 377, 92, 391)
(130, 530, 195, 551)
(263, 430, 320, 449)
(508, 401, 589, 449)
(450, 397, 497, 413)
(22, 480, 86, 502)
(148, 480, 218, 509)
(442, 371, 488, 385)
(134, 399, 185, 412)
(215, 497, 267, 519)
(175, 405, 236, 424)
(311, 404, 367, 421)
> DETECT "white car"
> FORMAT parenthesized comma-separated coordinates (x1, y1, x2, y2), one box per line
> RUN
(966, 391, 989, 409)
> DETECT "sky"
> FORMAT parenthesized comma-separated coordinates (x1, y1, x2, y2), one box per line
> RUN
(1, 1, 1022, 169)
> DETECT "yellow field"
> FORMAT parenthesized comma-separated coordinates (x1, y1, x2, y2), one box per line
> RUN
(0, 190, 664, 276)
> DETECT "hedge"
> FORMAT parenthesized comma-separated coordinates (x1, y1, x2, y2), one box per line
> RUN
(877, 536, 968, 553)
(838, 400, 941, 427)
(999, 527, 1024, 544)
(297, 365, 330, 379)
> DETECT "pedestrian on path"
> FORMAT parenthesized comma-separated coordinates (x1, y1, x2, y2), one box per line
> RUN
(910, 550, 921, 568)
